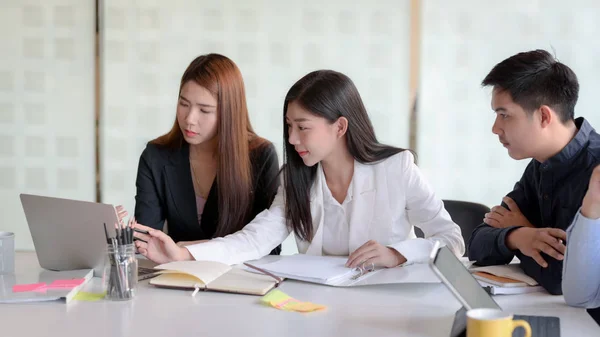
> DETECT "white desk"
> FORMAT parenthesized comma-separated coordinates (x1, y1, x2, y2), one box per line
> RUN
(1, 252, 598, 337)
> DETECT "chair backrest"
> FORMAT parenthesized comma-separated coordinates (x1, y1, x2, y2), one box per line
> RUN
(414, 200, 490, 257)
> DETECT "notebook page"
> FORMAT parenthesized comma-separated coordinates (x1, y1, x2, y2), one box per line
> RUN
(207, 269, 277, 295)
(258, 255, 355, 284)
(154, 261, 231, 286)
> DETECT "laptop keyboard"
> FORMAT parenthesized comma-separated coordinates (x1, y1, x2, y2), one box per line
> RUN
(138, 267, 159, 280)
(138, 267, 155, 275)
(513, 315, 560, 337)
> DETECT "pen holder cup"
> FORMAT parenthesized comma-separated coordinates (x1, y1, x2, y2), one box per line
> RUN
(106, 244, 138, 301)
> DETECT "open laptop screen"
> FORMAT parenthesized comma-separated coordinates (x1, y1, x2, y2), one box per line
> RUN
(430, 245, 501, 310)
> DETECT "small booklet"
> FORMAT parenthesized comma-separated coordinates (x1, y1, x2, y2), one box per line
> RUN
(148, 261, 281, 296)
(478, 280, 544, 295)
(473, 271, 530, 287)
(470, 264, 538, 287)
(469, 264, 544, 295)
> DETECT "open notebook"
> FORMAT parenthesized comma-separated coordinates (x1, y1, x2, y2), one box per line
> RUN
(148, 261, 280, 296)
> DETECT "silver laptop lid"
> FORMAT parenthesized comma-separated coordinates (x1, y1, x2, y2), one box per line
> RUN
(19, 193, 118, 275)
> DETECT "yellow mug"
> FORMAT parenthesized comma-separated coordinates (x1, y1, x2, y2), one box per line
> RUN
(466, 308, 531, 337)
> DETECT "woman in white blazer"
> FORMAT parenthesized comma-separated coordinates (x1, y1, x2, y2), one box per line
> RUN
(134, 70, 465, 267)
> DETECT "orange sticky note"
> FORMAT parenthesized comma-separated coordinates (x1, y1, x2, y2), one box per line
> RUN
(12, 283, 47, 293)
(284, 301, 327, 312)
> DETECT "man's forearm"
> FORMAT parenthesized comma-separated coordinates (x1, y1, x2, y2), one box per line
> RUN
(468, 223, 518, 265)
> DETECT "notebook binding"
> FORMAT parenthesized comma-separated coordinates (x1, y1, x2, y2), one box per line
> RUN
(350, 262, 376, 280)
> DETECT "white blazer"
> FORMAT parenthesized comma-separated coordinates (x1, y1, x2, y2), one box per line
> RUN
(186, 151, 465, 265)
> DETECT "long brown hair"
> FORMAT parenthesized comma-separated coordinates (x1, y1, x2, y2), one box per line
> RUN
(151, 54, 266, 237)
(283, 70, 410, 241)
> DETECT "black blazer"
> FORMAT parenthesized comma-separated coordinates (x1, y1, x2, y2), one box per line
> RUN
(134, 141, 281, 255)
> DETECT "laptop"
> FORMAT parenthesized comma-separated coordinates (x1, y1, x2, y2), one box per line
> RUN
(19, 194, 120, 276)
(429, 242, 560, 337)
(137, 258, 160, 281)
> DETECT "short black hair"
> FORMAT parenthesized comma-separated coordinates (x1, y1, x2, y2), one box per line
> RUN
(482, 49, 579, 123)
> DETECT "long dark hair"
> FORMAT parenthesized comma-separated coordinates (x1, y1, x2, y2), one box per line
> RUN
(151, 54, 267, 237)
(283, 70, 410, 241)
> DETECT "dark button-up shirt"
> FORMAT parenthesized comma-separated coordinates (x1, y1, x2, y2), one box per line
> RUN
(468, 117, 600, 295)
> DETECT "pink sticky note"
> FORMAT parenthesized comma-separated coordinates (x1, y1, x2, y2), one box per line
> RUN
(12, 283, 47, 293)
(47, 278, 85, 289)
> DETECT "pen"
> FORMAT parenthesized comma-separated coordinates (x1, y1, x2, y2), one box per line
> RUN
(134, 228, 150, 235)
(125, 218, 130, 244)
(127, 217, 135, 244)
(114, 222, 120, 246)
(244, 262, 283, 284)
(110, 237, 124, 295)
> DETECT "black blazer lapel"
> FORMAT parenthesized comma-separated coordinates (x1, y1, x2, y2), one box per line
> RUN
(164, 145, 205, 241)
(200, 181, 219, 238)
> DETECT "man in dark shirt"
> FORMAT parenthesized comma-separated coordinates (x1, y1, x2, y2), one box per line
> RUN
(468, 49, 600, 295)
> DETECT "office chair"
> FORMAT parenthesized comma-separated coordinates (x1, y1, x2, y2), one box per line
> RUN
(414, 200, 490, 257)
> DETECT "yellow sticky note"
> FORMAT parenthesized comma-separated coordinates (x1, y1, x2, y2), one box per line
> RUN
(261, 289, 291, 304)
(261, 289, 326, 313)
(73, 291, 106, 302)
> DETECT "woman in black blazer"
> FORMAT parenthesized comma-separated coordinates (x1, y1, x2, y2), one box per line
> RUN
(134, 54, 281, 255)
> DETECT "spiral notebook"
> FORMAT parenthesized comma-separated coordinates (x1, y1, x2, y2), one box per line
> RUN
(248, 255, 379, 287)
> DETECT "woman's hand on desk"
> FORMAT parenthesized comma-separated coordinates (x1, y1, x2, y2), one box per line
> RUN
(346, 240, 407, 268)
(133, 223, 194, 264)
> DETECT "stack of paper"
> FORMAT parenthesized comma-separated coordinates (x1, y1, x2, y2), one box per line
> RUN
(256, 255, 357, 285)
(252, 254, 440, 287)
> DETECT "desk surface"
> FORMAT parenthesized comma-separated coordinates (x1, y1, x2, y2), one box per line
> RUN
(1, 252, 598, 337)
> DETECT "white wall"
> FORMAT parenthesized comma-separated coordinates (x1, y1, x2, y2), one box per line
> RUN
(99, 0, 411, 254)
(418, 0, 600, 209)
(0, 0, 96, 250)
(6, 0, 600, 252)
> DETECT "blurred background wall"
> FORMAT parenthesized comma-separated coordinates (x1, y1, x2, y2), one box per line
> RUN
(2, 0, 599, 252)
